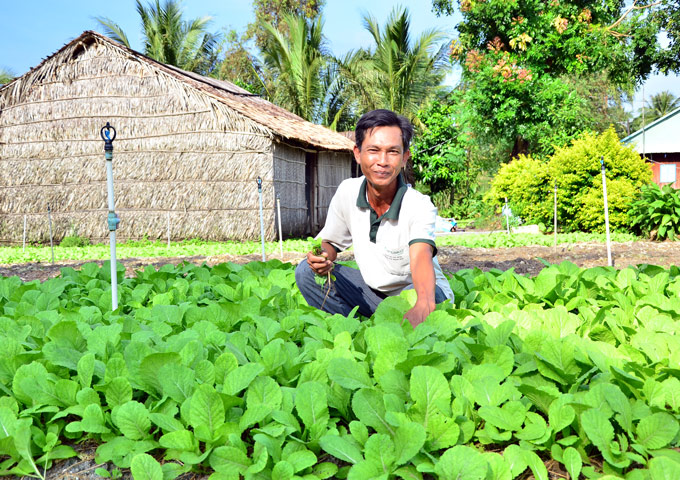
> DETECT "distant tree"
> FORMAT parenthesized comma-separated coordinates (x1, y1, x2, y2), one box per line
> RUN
(410, 97, 482, 217)
(247, 0, 325, 49)
(97, 0, 220, 74)
(630, 90, 680, 132)
(0, 67, 14, 85)
(644, 90, 680, 122)
(561, 73, 635, 138)
(212, 29, 268, 95)
(259, 13, 354, 130)
(432, 0, 665, 162)
(341, 7, 449, 121)
(651, 0, 680, 74)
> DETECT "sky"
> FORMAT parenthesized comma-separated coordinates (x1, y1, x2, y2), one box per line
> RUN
(1, 0, 677, 113)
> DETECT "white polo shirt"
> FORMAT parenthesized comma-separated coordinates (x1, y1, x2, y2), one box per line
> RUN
(318, 176, 454, 300)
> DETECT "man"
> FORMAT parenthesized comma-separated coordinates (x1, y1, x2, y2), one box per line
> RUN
(295, 109, 453, 327)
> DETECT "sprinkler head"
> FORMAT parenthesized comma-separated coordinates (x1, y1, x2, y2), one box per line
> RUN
(100, 123, 117, 152)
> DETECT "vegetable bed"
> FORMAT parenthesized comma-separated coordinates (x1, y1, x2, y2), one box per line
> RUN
(0, 260, 678, 479)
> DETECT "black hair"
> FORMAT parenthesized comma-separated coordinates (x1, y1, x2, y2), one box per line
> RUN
(354, 109, 414, 151)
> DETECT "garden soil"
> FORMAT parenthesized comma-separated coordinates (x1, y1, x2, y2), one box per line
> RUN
(2, 240, 678, 479)
(2, 240, 680, 283)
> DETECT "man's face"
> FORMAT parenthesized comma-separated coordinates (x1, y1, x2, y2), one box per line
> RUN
(354, 126, 410, 190)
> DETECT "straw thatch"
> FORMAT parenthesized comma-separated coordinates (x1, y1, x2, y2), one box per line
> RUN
(0, 31, 355, 244)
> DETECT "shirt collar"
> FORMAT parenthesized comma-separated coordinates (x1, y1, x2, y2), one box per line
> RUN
(356, 174, 408, 220)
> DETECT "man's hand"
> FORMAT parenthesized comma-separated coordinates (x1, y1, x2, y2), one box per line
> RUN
(404, 299, 436, 328)
(307, 241, 337, 276)
(307, 251, 334, 275)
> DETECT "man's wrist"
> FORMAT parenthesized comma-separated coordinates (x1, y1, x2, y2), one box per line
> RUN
(415, 295, 435, 309)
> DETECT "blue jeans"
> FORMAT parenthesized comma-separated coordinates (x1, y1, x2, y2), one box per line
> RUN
(295, 260, 448, 318)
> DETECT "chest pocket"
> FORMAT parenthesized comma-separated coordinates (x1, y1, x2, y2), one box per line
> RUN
(380, 243, 410, 276)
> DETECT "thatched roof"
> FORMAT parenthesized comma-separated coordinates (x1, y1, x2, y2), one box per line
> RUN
(0, 30, 354, 152)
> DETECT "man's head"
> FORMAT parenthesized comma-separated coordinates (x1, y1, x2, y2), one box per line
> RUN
(355, 109, 414, 152)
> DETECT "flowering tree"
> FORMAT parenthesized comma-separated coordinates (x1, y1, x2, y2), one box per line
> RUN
(433, 0, 665, 160)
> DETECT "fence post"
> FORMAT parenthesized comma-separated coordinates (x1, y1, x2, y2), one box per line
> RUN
(257, 177, 266, 262)
(601, 157, 613, 267)
(277, 195, 283, 257)
(553, 181, 557, 252)
(504, 197, 510, 234)
(47, 204, 54, 264)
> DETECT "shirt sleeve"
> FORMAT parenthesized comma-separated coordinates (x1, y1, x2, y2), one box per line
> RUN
(317, 181, 353, 251)
(407, 194, 438, 256)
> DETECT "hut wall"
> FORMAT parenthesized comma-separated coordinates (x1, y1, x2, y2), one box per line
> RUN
(272, 143, 307, 237)
(316, 151, 352, 229)
(271, 144, 352, 237)
(0, 38, 278, 243)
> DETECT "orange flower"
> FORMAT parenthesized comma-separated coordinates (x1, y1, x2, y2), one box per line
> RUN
(486, 36, 505, 53)
(578, 8, 592, 23)
(553, 16, 569, 34)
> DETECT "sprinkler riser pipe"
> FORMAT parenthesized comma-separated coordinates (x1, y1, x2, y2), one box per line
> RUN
(106, 161, 115, 212)
(601, 159, 613, 267)
(101, 122, 118, 311)
(110, 232, 118, 310)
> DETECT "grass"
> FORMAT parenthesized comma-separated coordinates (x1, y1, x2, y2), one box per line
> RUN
(0, 232, 645, 265)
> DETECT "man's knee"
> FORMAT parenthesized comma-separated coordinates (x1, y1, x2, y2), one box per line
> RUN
(295, 259, 315, 292)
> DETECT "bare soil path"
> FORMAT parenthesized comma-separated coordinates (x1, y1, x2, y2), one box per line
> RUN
(2, 241, 679, 282)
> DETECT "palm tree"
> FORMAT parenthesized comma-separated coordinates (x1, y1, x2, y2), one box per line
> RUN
(633, 90, 680, 130)
(645, 90, 680, 122)
(340, 7, 449, 120)
(259, 13, 354, 129)
(97, 0, 219, 74)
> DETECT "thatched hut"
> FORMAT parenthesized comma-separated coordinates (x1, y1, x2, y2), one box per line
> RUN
(0, 31, 355, 244)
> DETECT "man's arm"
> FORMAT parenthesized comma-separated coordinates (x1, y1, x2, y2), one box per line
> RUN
(306, 240, 338, 275)
(404, 242, 436, 328)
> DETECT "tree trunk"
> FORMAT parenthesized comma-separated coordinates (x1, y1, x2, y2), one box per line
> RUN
(511, 136, 529, 158)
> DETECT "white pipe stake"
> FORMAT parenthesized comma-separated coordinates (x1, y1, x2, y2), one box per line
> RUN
(23, 215, 26, 252)
(601, 158, 613, 267)
(167, 212, 170, 249)
(48, 205, 54, 264)
(277, 196, 283, 257)
(553, 181, 557, 251)
(257, 177, 265, 261)
(110, 231, 118, 310)
(504, 197, 510, 234)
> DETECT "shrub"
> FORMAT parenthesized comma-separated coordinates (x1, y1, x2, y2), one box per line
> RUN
(575, 178, 639, 233)
(486, 128, 651, 232)
(550, 128, 650, 232)
(60, 235, 91, 247)
(629, 183, 680, 240)
(484, 154, 553, 225)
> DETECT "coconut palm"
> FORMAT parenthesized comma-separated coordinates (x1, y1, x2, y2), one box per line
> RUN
(633, 90, 680, 130)
(645, 90, 680, 122)
(97, 0, 219, 74)
(259, 13, 354, 129)
(341, 7, 449, 120)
